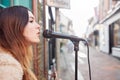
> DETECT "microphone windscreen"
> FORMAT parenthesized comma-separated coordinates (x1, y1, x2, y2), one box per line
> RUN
(43, 30, 52, 38)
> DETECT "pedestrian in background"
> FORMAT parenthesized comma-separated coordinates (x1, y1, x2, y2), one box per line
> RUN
(0, 6, 40, 80)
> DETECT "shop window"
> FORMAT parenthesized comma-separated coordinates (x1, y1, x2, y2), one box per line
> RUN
(13, 0, 32, 10)
(0, 0, 10, 7)
(0, 4, 6, 8)
(113, 20, 120, 47)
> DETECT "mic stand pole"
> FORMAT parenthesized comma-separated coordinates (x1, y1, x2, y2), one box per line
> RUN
(71, 40, 79, 80)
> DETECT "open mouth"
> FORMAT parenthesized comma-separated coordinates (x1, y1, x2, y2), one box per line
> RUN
(37, 32, 40, 36)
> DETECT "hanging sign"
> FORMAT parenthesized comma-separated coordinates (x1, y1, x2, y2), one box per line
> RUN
(46, 0, 70, 9)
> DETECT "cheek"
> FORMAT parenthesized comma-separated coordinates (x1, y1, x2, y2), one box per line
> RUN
(23, 27, 40, 43)
(24, 29, 34, 36)
(23, 27, 34, 40)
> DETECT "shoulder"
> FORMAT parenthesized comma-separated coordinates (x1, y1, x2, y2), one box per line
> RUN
(0, 53, 23, 80)
(0, 53, 21, 66)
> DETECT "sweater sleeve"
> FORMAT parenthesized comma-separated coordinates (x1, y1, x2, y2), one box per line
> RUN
(0, 53, 23, 80)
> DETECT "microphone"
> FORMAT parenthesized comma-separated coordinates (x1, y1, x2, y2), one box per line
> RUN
(43, 30, 85, 42)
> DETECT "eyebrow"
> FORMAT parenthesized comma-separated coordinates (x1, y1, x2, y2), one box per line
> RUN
(29, 16, 34, 19)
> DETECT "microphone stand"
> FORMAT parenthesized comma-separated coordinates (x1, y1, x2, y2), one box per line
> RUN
(43, 29, 85, 80)
(71, 40, 79, 80)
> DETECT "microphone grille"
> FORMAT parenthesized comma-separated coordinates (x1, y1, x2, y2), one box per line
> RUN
(43, 30, 52, 38)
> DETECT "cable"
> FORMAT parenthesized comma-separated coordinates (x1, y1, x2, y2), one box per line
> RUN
(84, 41, 92, 80)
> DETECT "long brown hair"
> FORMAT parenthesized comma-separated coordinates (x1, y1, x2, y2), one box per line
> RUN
(0, 6, 37, 80)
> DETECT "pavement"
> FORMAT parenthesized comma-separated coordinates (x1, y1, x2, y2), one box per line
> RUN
(59, 44, 120, 80)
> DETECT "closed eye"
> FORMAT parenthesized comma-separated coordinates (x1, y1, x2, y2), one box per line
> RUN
(29, 20, 33, 23)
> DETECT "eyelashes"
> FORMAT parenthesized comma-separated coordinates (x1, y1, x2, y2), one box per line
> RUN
(29, 19, 34, 23)
(29, 20, 33, 23)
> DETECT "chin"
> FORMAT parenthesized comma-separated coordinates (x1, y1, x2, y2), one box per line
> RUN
(34, 40, 40, 43)
(30, 39, 40, 44)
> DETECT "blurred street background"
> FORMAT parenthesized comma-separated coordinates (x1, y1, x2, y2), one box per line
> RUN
(1, 0, 120, 80)
(59, 42, 120, 80)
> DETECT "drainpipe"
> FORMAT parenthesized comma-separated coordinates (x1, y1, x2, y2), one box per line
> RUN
(43, 0, 48, 79)
(32, 0, 37, 20)
(55, 7, 60, 78)
(32, 0, 39, 78)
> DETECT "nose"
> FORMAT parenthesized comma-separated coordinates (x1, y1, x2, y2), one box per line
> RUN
(36, 22, 40, 29)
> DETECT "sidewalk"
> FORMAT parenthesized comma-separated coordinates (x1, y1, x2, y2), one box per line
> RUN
(59, 45, 120, 80)
(79, 47, 120, 80)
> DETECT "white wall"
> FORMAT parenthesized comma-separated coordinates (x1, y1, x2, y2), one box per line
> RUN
(99, 24, 109, 53)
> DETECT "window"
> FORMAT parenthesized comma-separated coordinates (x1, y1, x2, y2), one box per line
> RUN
(113, 19, 120, 47)
(0, 0, 10, 8)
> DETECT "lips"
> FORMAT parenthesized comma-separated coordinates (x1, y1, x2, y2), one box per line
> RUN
(37, 32, 40, 34)
(37, 32, 40, 36)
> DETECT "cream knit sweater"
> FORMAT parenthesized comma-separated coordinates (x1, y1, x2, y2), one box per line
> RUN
(0, 53, 23, 80)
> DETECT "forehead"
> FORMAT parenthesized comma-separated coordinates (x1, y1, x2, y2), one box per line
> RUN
(28, 11, 34, 18)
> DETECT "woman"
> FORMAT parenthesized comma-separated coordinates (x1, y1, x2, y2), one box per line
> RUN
(0, 6, 40, 80)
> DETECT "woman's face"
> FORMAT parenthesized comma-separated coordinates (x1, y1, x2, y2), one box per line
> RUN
(23, 11, 40, 44)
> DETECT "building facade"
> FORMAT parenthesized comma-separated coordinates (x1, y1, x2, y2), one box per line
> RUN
(98, 0, 120, 57)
